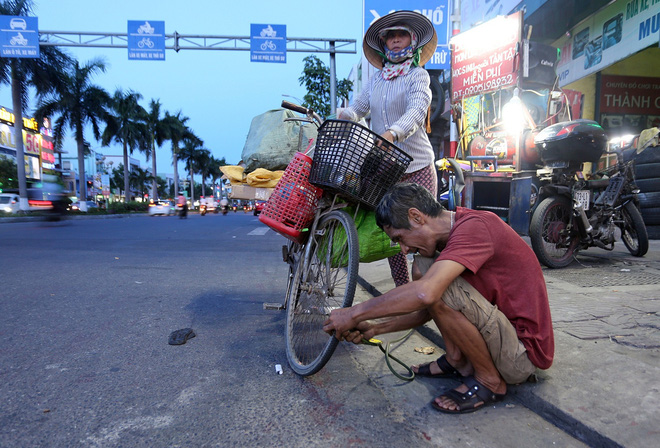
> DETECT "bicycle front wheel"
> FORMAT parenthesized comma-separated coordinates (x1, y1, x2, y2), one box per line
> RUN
(285, 209, 359, 376)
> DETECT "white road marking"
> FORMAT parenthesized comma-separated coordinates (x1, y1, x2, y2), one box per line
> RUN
(248, 227, 269, 236)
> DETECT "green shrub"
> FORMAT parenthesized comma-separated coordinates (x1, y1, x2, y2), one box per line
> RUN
(107, 201, 149, 214)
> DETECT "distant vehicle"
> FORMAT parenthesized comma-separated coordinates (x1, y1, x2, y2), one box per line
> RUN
(200, 197, 218, 213)
(10, 18, 26, 30)
(0, 193, 20, 213)
(137, 21, 155, 34)
(10, 32, 28, 46)
(68, 201, 98, 212)
(27, 179, 67, 219)
(253, 200, 266, 216)
(148, 200, 175, 216)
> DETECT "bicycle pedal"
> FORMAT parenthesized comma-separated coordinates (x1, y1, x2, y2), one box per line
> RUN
(263, 302, 285, 310)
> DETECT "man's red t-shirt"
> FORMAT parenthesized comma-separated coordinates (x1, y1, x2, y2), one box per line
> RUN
(435, 207, 554, 369)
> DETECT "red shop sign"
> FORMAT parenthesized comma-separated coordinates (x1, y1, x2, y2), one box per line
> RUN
(450, 11, 522, 102)
(600, 75, 660, 115)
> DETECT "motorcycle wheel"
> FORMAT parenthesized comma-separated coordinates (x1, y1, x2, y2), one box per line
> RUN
(620, 202, 649, 257)
(529, 196, 579, 268)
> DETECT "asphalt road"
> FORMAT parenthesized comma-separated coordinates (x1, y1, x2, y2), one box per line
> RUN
(0, 213, 435, 447)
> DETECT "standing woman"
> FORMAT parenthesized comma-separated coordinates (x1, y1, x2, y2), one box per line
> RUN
(339, 11, 438, 286)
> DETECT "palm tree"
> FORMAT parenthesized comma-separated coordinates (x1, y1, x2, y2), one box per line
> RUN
(34, 58, 110, 208)
(129, 166, 154, 201)
(109, 164, 124, 193)
(208, 156, 226, 199)
(145, 99, 169, 201)
(194, 148, 212, 198)
(178, 136, 204, 207)
(102, 90, 148, 202)
(162, 111, 190, 198)
(0, 0, 71, 209)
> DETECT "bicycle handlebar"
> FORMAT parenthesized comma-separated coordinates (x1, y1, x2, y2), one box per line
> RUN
(281, 100, 310, 115)
(281, 100, 324, 127)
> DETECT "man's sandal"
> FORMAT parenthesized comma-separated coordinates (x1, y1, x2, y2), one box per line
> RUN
(431, 376, 506, 414)
(414, 354, 461, 378)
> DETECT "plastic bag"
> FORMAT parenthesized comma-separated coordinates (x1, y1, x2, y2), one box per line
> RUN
(327, 206, 401, 267)
(241, 109, 318, 173)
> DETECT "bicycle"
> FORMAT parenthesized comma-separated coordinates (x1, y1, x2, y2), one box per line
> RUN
(259, 101, 412, 376)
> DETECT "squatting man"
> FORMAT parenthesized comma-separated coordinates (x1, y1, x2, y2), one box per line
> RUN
(323, 183, 554, 414)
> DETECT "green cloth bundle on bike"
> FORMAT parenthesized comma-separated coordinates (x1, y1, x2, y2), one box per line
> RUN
(325, 206, 401, 266)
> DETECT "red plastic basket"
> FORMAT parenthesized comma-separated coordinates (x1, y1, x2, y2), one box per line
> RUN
(259, 152, 322, 243)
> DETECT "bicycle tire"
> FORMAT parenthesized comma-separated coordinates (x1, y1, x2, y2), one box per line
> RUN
(285, 209, 359, 376)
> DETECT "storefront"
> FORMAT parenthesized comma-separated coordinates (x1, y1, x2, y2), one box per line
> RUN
(551, 0, 660, 134)
(0, 107, 44, 182)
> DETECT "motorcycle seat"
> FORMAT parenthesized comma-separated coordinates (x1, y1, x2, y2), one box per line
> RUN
(587, 178, 610, 189)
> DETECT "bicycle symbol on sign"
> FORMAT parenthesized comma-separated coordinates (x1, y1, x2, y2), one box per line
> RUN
(137, 37, 155, 49)
(260, 40, 276, 51)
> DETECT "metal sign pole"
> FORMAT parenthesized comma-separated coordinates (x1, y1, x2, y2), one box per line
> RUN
(329, 41, 337, 115)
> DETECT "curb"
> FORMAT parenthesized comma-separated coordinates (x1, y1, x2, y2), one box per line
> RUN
(0, 213, 144, 224)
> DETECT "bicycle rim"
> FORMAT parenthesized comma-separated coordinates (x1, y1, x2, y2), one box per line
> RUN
(285, 210, 359, 376)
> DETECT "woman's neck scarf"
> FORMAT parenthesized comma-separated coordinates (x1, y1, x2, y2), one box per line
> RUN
(377, 26, 421, 80)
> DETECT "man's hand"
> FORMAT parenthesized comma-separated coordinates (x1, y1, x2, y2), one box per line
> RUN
(342, 321, 377, 344)
(323, 307, 357, 341)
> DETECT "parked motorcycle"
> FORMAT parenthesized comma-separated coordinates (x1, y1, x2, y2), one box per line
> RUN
(529, 119, 649, 268)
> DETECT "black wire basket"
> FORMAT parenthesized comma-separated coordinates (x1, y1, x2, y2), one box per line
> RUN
(309, 120, 412, 209)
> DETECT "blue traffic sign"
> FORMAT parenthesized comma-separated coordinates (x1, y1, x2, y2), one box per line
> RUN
(127, 20, 165, 61)
(0, 15, 39, 58)
(250, 24, 286, 63)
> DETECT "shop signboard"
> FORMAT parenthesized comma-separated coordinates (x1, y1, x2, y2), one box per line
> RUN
(599, 75, 660, 133)
(450, 11, 522, 102)
(364, 0, 450, 70)
(41, 143, 55, 170)
(555, 0, 660, 87)
(101, 175, 110, 196)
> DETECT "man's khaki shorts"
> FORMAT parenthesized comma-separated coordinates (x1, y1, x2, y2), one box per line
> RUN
(415, 255, 537, 384)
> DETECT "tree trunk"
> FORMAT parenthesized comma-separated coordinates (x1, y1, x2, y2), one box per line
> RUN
(189, 162, 194, 208)
(173, 151, 179, 198)
(77, 139, 87, 211)
(11, 66, 28, 211)
(151, 140, 158, 201)
(123, 141, 130, 203)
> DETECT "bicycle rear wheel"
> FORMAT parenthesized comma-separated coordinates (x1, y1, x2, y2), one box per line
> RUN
(285, 209, 359, 376)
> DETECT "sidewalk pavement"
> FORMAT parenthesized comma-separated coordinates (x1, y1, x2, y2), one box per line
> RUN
(354, 239, 660, 448)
